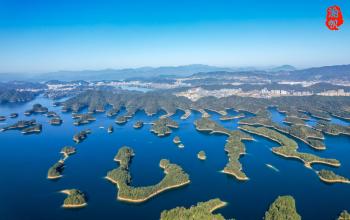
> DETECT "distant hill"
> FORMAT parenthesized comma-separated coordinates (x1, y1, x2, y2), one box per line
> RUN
(284, 64, 350, 81)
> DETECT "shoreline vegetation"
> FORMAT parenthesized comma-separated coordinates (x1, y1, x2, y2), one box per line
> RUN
(133, 120, 144, 129)
(47, 146, 76, 179)
(239, 125, 340, 169)
(317, 169, 350, 184)
(160, 198, 227, 220)
(150, 118, 178, 136)
(239, 112, 327, 150)
(264, 195, 301, 220)
(106, 147, 190, 203)
(219, 113, 245, 121)
(194, 118, 253, 180)
(61, 189, 87, 208)
(73, 129, 91, 143)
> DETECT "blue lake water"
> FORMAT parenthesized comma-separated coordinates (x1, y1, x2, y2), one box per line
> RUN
(0, 97, 349, 220)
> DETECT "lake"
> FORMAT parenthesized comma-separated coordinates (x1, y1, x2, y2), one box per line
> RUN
(0, 97, 349, 220)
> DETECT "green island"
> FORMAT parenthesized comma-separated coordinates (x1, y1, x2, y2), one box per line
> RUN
(72, 113, 96, 126)
(317, 169, 350, 184)
(106, 108, 119, 117)
(197, 151, 206, 160)
(73, 129, 91, 143)
(107, 125, 114, 133)
(61, 189, 87, 208)
(239, 125, 340, 169)
(160, 198, 227, 220)
(47, 161, 64, 179)
(0, 119, 36, 132)
(133, 120, 144, 129)
(24, 103, 48, 115)
(106, 146, 190, 203)
(21, 124, 42, 134)
(61, 146, 76, 159)
(239, 115, 326, 150)
(49, 117, 62, 125)
(264, 195, 301, 220)
(46, 111, 58, 117)
(194, 118, 253, 180)
(338, 210, 350, 220)
(315, 120, 350, 136)
(115, 115, 128, 124)
(150, 118, 179, 137)
(222, 131, 253, 181)
(10, 113, 18, 118)
(173, 136, 181, 144)
(219, 113, 245, 121)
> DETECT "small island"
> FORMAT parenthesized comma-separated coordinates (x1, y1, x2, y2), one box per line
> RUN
(46, 111, 58, 117)
(61, 189, 87, 208)
(178, 143, 185, 148)
(180, 109, 191, 120)
(25, 103, 48, 115)
(338, 210, 350, 220)
(0, 116, 6, 121)
(115, 115, 127, 124)
(73, 129, 91, 143)
(49, 117, 62, 125)
(133, 120, 144, 129)
(173, 136, 181, 144)
(72, 113, 96, 126)
(197, 151, 206, 160)
(61, 146, 76, 159)
(106, 146, 190, 203)
(1, 119, 36, 132)
(317, 169, 350, 184)
(160, 198, 227, 220)
(21, 124, 42, 134)
(10, 113, 18, 118)
(108, 125, 114, 133)
(264, 195, 301, 220)
(150, 118, 179, 137)
(47, 161, 64, 179)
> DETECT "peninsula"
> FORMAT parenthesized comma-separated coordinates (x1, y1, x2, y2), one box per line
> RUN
(151, 118, 179, 136)
(239, 125, 340, 169)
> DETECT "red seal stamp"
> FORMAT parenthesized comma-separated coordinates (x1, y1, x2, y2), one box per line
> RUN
(326, 5, 344, 30)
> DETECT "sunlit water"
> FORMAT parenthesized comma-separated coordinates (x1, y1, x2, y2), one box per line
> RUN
(0, 97, 349, 220)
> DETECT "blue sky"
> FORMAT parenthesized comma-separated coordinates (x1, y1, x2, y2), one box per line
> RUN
(0, 0, 349, 73)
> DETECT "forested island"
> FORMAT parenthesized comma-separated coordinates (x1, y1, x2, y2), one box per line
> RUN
(47, 161, 64, 179)
(264, 195, 301, 220)
(317, 169, 350, 184)
(239, 125, 340, 169)
(24, 103, 48, 115)
(50, 117, 62, 125)
(173, 136, 181, 144)
(194, 118, 253, 180)
(160, 198, 227, 220)
(72, 113, 96, 126)
(115, 115, 128, 124)
(73, 129, 91, 143)
(151, 118, 179, 136)
(106, 147, 190, 202)
(61, 189, 87, 208)
(133, 120, 144, 129)
(0, 119, 36, 132)
(338, 210, 350, 220)
(21, 124, 42, 134)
